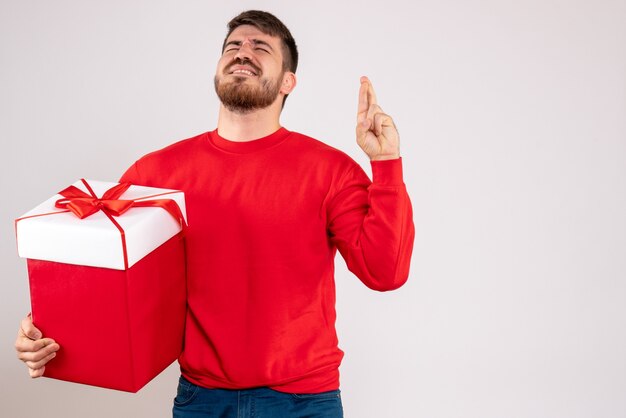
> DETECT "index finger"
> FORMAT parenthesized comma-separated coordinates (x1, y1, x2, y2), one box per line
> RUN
(361, 76, 378, 106)
(357, 78, 369, 121)
(16, 336, 57, 353)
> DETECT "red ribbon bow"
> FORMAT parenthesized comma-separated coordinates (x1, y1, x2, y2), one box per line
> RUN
(53, 179, 186, 269)
(55, 182, 135, 219)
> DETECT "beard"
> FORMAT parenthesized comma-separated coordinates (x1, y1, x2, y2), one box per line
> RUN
(214, 60, 283, 114)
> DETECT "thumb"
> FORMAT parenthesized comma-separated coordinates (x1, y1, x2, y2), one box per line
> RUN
(356, 117, 371, 137)
(21, 315, 42, 340)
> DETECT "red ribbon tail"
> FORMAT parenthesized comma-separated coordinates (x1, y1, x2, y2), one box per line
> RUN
(132, 199, 187, 233)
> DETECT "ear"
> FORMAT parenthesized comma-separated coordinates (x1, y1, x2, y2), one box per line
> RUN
(280, 72, 297, 95)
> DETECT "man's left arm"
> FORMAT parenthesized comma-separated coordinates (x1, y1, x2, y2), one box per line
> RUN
(327, 77, 415, 291)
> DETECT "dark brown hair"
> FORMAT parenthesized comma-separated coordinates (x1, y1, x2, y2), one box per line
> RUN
(222, 10, 299, 74)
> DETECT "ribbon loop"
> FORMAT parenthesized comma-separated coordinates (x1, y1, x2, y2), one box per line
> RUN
(54, 179, 185, 230)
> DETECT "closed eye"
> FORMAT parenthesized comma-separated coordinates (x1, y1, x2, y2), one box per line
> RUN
(223, 39, 274, 55)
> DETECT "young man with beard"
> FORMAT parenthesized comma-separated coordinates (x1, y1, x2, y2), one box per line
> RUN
(15, 10, 414, 418)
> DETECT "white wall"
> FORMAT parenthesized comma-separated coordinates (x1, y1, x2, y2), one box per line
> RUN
(1, 1, 625, 417)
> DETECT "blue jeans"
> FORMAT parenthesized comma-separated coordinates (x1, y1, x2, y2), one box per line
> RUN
(172, 376, 344, 418)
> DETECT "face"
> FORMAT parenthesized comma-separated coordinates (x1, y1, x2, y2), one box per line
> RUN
(214, 25, 293, 114)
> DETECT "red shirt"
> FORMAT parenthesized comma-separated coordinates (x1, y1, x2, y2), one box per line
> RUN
(120, 127, 414, 393)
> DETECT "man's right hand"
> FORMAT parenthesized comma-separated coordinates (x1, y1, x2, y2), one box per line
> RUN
(15, 314, 60, 378)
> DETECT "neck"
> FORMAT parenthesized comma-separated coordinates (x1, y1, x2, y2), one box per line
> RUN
(217, 101, 283, 142)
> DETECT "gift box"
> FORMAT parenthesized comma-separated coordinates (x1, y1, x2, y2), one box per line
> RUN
(15, 179, 188, 392)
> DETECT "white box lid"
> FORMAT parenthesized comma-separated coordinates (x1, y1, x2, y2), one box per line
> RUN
(16, 179, 187, 270)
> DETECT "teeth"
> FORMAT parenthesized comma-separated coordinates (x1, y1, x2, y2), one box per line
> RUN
(233, 69, 255, 76)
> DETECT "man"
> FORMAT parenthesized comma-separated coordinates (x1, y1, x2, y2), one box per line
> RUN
(15, 10, 414, 418)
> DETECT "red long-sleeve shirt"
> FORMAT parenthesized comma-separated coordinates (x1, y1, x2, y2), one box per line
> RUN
(120, 127, 414, 393)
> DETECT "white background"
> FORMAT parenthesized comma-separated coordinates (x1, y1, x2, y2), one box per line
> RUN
(1, 1, 625, 417)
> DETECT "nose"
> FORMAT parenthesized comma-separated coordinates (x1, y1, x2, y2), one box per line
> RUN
(234, 39, 255, 61)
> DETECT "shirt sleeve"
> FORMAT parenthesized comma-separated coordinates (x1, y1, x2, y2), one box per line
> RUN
(327, 158, 415, 291)
(119, 162, 143, 185)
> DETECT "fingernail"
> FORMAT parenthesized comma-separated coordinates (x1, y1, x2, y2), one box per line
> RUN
(33, 332, 42, 339)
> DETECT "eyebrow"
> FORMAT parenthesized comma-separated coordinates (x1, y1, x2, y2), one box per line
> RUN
(224, 39, 274, 51)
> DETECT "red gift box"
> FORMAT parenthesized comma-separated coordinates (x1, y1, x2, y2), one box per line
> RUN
(16, 179, 187, 392)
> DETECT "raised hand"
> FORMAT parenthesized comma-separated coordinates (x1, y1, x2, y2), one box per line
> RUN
(356, 76, 400, 161)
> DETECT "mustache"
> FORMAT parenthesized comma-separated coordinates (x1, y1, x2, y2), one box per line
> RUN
(225, 58, 262, 75)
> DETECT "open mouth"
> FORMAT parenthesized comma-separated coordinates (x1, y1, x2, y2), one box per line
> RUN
(227, 63, 260, 77)
(230, 69, 257, 77)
